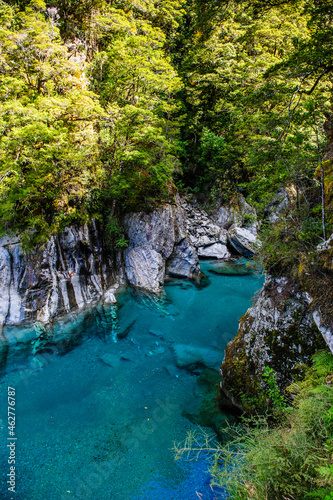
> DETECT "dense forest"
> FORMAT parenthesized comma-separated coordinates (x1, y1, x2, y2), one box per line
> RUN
(2, 0, 333, 311)
(1, 0, 333, 249)
(1, 1, 333, 498)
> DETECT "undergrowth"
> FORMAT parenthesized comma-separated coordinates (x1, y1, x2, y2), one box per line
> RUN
(174, 350, 333, 500)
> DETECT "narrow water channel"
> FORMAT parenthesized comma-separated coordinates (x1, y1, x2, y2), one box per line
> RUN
(0, 260, 263, 500)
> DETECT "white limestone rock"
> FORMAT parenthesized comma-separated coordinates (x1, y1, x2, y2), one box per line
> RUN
(227, 225, 260, 257)
(124, 246, 165, 293)
(197, 243, 231, 260)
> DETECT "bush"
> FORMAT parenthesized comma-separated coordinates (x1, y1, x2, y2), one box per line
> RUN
(174, 350, 333, 500)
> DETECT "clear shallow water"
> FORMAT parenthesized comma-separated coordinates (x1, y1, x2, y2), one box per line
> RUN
(0, 261, 263, 500)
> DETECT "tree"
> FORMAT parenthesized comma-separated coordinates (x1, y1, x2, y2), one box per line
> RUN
(88, 6, 182, 213)
(0, 0, 103, 245)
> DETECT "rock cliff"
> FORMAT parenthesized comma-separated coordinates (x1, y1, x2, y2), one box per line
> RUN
(0, 195, 259, 329)
(0, 195, 261, 373)
(220, 275, 329, 411)
(0, 222, 115, 329)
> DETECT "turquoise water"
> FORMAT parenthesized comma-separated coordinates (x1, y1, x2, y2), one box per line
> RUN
(0, 261, 263, 500)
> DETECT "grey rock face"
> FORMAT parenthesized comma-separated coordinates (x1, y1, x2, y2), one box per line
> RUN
(180, 200, 229, 250)
(220, 275, 328, 409)
(0, 195, 258, 331)
(0, 221, 115, 327)
(312, 311, 333, 353)
(227, 225, 260, 258)
(124, 203, 200, 290)
(264, 190, 289, 224)
(124, 205, 176, 259)
(166, 238, 200, 278)
(197, 243, 231, 260)
(124, 246, 165, 293)
(211, 197, 258, 235)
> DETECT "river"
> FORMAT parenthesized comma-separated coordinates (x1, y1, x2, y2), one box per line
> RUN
(0, 259, 263, 500)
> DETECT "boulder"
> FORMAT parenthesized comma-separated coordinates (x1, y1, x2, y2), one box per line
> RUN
(100, 353, 120, 368)
(124, 246, 164, 293)
(220, 276, 327, 412)
(124, 203, 201, 291)
(166, 238, 200, 278)
(197, 243, 231, 260)
(227, 225, 260, 257)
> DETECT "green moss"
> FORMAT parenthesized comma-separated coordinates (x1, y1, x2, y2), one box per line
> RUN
(221, 295, 327, 414)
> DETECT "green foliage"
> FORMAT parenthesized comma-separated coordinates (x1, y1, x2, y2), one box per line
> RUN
(0, 0, 184, 245)
(88, 12, 182, 211)
(0, 0, 104, 244)
(106, 216, 128, 248)
(174, 350, 333, 500)
(262, 366, 288, 413)
(1, 0, 333, 261)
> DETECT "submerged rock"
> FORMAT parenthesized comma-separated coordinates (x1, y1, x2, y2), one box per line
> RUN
(149, 329, 165, 338)
(117, 319, 136, 339)
(173, 343, 222, 371)
(100, 353, 120, 368)
(120, 352, 137, 362)
(208, 259, 254, 276)
(164, 364, 181, 377)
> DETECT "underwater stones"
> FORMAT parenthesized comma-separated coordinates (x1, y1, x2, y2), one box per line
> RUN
(117, 319, 137, 339)
(120, 352, 137, 362)
(149, 329, 165, 338)
(164, 364, 180, 377)
(100, 353, 120, 368)
(227, 225, 260, 258)
(146, 343, 165, 356)
(173, 344, 222, 371)
(208, 260, 253, 276)
(197, 243, 231, 260)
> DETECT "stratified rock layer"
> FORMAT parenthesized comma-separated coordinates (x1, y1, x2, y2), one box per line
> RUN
(0, 222, 114, 328)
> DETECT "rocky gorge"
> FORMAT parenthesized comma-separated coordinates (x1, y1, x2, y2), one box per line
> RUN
(0, 195, 259, 373)
(1, 193, 332, 416)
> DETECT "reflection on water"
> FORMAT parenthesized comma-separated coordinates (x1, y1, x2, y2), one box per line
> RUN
(0, 260, 263, 500)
